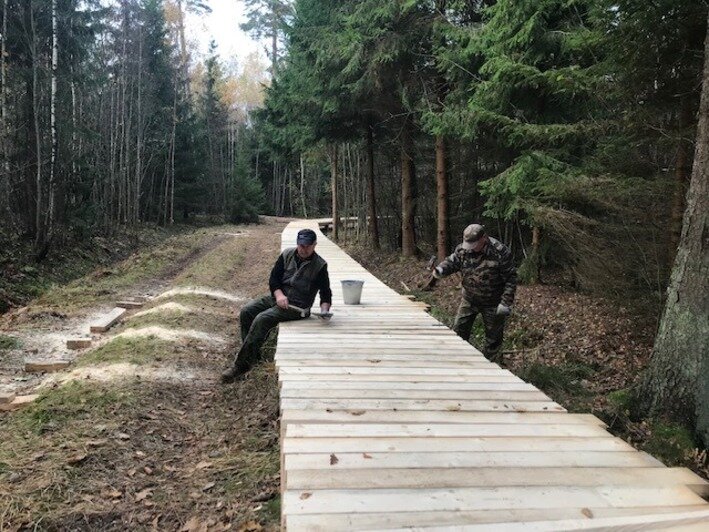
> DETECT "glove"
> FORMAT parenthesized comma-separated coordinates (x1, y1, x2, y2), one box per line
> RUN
(496, 303, 511, 316)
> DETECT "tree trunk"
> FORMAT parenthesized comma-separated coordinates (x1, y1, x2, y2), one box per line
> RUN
(300, 153, 307, 218)
(435, 134, 448, 262)
(639, 16, 709, 447)
(1, 0, 8, 218)
(669, 97, 692, 267)
(401, 129, 416, 257)
(366, 125, 380, 249)
(330, 144, 339, 241)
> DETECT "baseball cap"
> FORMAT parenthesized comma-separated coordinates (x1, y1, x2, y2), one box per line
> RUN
(461, 224, 486, 250)
(296, 229, 317, 245)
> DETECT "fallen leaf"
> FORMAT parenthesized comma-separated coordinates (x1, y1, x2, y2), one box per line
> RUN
(251, 492, 275, 502)
(581, 508, 593, 518)
(362, 453, 372, 459)
(237, 520, 262, 532)
(116, 432, 130, 440)
(67, 453, 88, 465)
(202, 482, 215, 492)
(446, 405, 461, 411)
(135, 488, 153, 502)
(135, 450, 146, 458)
(329, 453, 338, 465)
(86, 439, 108, 447)
(299, 492, 312, 500)
(180, 516, 206, 532)
(143, 466, 153, 475)
(349, 410, 366, 416)
(195, 461, 213, 470)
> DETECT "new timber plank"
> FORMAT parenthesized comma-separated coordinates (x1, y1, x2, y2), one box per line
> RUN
(280, 398, 564, 412)
(89, 307, 126, 333)
(280, 389, 550, 400)
(284, 422, 608, 438)
(284, 451, 659, 470)
(284, 506, 709, 532)
(285, 467, 707, 492)
(280, 410, 605, 426)
(281, 486, 707, 515)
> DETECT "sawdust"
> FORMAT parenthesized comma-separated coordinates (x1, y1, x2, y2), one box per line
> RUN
(155, 286, 243, 303)
(114, 326, 225, 345)
(38, 362, 212, 387)
(131, 302, 193, 318)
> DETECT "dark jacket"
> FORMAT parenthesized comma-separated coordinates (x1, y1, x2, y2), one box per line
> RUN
(269, 247, 332, 309)
(435, 237, 517, 307)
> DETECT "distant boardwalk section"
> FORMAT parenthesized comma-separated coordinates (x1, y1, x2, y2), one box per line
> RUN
(276, 220, 709, 531)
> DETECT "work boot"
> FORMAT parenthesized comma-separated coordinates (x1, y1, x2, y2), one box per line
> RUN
(220, 365, 247, 384)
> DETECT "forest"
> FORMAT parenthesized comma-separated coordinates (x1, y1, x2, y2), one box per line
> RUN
(1, 0, 707, 451)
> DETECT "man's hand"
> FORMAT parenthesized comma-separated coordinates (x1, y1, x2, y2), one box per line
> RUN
(318, 304, 332, 321)
(496, 303, 511, 316)
(275, 290, 289, 309)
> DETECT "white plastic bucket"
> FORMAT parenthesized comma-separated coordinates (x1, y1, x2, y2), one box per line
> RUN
(341, 280, 364, 305)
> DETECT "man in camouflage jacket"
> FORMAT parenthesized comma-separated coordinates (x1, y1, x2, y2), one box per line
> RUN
(428, 224, 517, 363)
(221, 228, 332, 383)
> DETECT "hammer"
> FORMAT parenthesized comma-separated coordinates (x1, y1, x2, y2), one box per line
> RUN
(287, 304, 333, 319)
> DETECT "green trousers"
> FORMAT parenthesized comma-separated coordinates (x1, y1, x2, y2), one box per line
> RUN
(232, 294, 303, 372)
(453, 299, 507, 363)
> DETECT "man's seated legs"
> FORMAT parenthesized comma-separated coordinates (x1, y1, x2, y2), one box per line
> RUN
(222, 297, 301, 382)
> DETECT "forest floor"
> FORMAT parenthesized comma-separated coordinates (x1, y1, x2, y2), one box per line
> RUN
(0, 219, 291, 531)
(1, 219, 706, 531)
(345, 243, 708, 481)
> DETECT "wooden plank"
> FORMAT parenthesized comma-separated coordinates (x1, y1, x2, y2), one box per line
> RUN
(282, 436, 630, 455)
(285, 467, 707, 492)
(284, 506, 709, 532)
(279, 381, 537, 391)
(281, 486, 706, 515)
(66, 337, 92, 350)
(280, 410, 605, 426)
(278, 374, 524, 383)
(116, 300, 144, 309)
(89, 307, 127, 333)
(0, 392, 16, 404)
(276, 353, 486, 362)
(277, 360, 493, 369)
(0, 394, 39, 412)
(284, 451, 659, 471)
(24, 360, 70, 373)
(278, 367, 510, 376)
(280, 398, 564, 412)
(281, 389, 550, 401)
(285, 423, 610, 439)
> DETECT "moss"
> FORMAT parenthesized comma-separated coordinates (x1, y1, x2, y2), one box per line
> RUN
(607, 388, 637, 416)
(76, 336, 176, 367)
(643, 421, 697, 466)
(260, 495, 281, 524)
(0, 334, 21, 350)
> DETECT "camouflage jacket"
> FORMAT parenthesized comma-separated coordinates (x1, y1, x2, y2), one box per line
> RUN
(434, 237, 517, 307)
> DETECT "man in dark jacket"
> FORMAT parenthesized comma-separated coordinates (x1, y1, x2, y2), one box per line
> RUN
(426, 224, 517, 363)
(221, 228, 332, 383)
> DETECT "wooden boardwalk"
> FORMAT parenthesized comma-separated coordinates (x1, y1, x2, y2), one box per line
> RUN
(276, 221, 709, 531)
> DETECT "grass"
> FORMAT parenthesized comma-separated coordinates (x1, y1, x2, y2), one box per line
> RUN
(75, 336, 178, 367)
(0, 334, 21, 350)
(517, 361, 596, 394)
(174, 235, 246, 287)
(33, 229, 210, 313)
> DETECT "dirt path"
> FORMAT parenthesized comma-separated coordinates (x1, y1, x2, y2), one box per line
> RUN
(0, 219, 291, 531)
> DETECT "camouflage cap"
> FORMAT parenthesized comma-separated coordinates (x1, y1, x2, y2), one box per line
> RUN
(461, 224, 486, 250)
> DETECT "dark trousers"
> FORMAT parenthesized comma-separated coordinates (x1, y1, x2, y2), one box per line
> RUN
(453, 299, 507, 363)
(232, 294, 303, 372)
